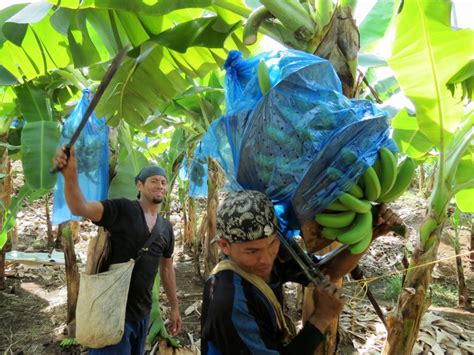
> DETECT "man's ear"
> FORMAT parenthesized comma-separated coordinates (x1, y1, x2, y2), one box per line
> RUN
(216, 239, 231, 256)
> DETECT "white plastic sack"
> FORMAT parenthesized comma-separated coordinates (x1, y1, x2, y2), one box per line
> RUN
(76, 259, 134, 348)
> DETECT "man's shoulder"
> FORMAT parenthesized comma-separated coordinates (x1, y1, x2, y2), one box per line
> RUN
(207, 269, 256, 293)
(102, 198, 138, 210)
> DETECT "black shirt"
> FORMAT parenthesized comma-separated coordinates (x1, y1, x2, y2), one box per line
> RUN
(94, 198, 174, 321)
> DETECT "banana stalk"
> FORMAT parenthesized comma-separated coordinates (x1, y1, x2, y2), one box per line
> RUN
(317, 0, 333, 28)
(243, 6, 274, 45)
(260, 0, 318, 41)
(339, 0, 358, 11)
(259, 21, 309, 50)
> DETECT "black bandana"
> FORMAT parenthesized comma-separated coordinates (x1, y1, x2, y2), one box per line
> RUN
(135, 165, 167, 183)
(216, 190, 277, 243)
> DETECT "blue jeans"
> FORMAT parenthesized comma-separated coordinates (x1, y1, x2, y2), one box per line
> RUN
(89, 317, 149, 355)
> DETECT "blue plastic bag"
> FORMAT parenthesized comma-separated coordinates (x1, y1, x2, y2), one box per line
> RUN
(190, 49, 396, 232)
(52, 89, 109, 225)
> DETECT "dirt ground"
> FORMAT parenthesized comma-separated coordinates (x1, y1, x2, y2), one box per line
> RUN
(1, 191, 473, 354)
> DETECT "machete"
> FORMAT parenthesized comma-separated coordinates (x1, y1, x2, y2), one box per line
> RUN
(50, 46, 129, 174)
(275, 226, 349, 286)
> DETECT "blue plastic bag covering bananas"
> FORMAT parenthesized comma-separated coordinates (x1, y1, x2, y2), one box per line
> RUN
(52, 89, 109, 225)
(189, 49, 397, 233)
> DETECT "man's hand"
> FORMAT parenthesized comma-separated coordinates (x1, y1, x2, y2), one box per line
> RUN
(308, 276, 345, 333)
(167, 306, 182, 336)
(372, 204, 403, 239)
(53, 145, 77, 179)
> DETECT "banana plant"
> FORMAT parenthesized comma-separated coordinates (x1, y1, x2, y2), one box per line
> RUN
(448, 207, 471, 309)
(383, 1, 473, 353)
(0, 1, 253, 128)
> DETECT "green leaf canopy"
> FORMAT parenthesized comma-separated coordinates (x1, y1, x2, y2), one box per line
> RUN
(20, 120, 59, 190)
(388, 0, 473, 150)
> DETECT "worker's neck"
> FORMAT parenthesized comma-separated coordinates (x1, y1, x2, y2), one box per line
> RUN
(139, 198, 161, 215)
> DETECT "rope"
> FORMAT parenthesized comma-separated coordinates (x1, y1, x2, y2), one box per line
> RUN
(345, 251, 472, 287)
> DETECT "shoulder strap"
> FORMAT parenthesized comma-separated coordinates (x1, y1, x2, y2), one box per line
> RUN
(211, 259, 295, 343)
(135, 214, 164, 261)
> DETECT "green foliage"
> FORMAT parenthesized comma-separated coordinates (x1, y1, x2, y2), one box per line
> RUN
(389, 0, 474, 216)
(0, 3, 70, 81)
(49, 0, 213, 15)
(60, 337, 79, 348)
(16, 83, 53, 122)
(430, 282, 458, 307)
(0, 1, 249, 127)
(389, 0, 472, 150)
(107, 125, 148, 200)
(152, 16, 241, 53)
(20, 121, 59, 190)
(392, 110, 434, 159)
(0, 185, 31, 249)
(381, 275, 402, 301)
(358, 0, 399, 51)
(146, 273, 180, 348)
(446, 60, 474, 100)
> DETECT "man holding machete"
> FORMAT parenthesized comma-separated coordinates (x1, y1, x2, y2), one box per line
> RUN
(54, 147, 182, 354)
(52, 47, 181, 354)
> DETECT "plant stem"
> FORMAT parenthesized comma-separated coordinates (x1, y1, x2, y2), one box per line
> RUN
(451, 179, 474, 197)
(317, 0, 332, 27)
(213, 0, 252, 17)
(339, 0, 358, 11)
(260, 0, 317, 41)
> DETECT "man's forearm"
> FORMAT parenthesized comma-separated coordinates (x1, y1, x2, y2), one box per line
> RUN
(160, 262, 179, 309)
(63, 169, 103, 222)
(64, 173, 87, 216)
(321, 249, 363, 281)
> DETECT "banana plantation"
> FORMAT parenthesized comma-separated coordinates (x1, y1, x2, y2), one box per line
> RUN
(0, 0, 473, 354)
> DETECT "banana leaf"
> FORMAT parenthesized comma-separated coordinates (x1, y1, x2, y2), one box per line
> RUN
(0, 185, 31, 249)
(108, 125, 148, 199)
(359, 0, 399, 51)
(392, 109, 434, 159)
(15, 84, 53, 122)
(151, 16, 241, 53)
(49, 0, 213, 15)
(20, 121, 59, 190)
(388, 0, 473, 150)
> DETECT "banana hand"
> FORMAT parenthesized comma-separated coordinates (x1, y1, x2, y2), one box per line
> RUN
(377, 157, 415, 203)
(337, 212, 372, 245)
(362, 166, 381, 201)
(378, 147, 397, 196)
(338, 193, 371, 213)
(315, 211, 356, 228)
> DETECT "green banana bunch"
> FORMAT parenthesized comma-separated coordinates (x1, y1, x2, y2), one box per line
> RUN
(338, 192, 371, 213)
(314, 148, 413, 252)
(337, 212, 372, 245)
(361, 166, 381, 201)
(377, 156, 416, 203)
(325, 201, 349, 211)
(318, 210, 373, 253)
(378, 147, 397, 195)
(348, 228, 373, 254)
(315, 211, 356, 228)
(348, 148, 414, 205)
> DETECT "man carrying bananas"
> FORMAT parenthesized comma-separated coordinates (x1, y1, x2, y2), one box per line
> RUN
(201, 190, 346, 354)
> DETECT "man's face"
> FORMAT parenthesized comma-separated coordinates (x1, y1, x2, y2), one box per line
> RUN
(137, 175, 167, 204)
(217, 234, 280, 282)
